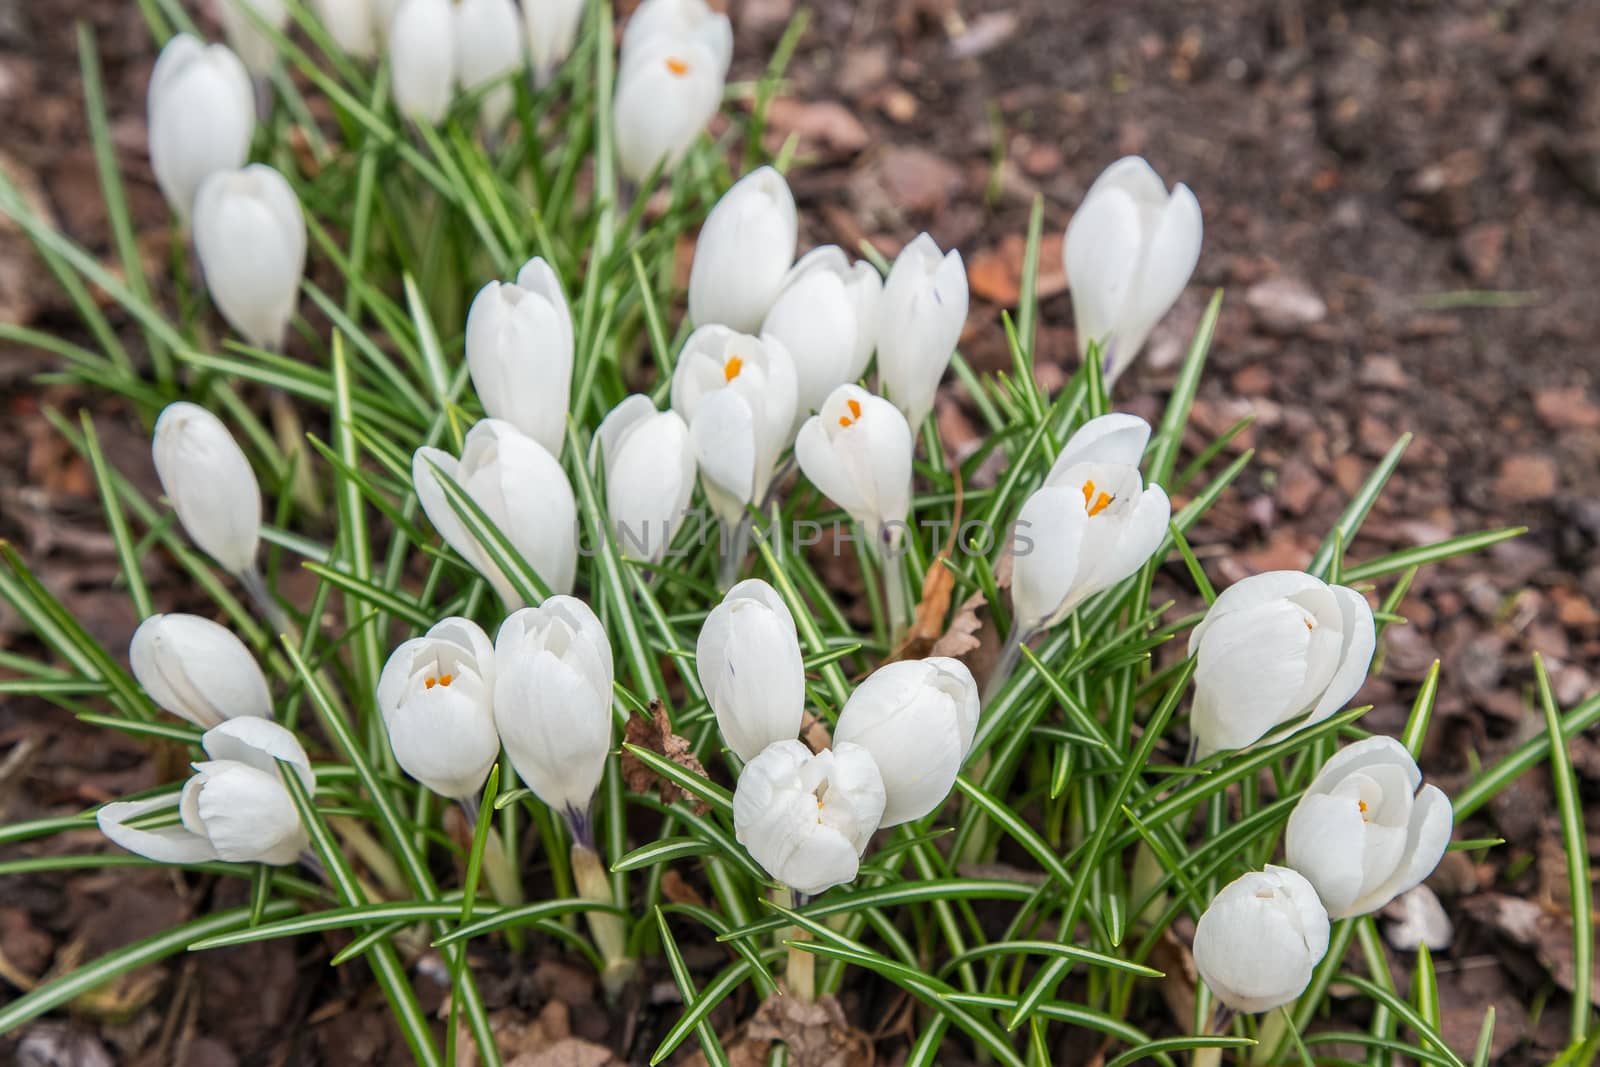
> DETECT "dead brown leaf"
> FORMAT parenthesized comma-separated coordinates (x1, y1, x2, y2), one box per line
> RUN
(747, 994, 873, 1067)
(968, 233, 1067, 307)
(1147, 926, 1200, 1033)
(660, 870, 707, 909)
(620, 700, 710, 814)
(800, 711, 833, 753)
(930, 591, 986, 659)
(506, 1038, 621, 1067)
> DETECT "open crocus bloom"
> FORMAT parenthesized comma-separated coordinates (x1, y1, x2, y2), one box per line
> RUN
(1286, 737, 1452, 919)
(591, 395, 696, 564)
(98, 718, 315, 866)
(1193, 865, 1330, 1014)
(621, 0, 733, 77)
(733, 740, 886, 896)
(669, 326, 798, 527)
(376, 618, 501, 800)
(1188, 570, 1376, 755)
(697, 580, 805, 762)
(614, 35, 726, 182)
(794, 385, 912, 548)
(1010, 413, 1170, 634)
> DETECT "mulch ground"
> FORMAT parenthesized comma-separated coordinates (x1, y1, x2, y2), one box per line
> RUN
(2, 0, 1597, 1064)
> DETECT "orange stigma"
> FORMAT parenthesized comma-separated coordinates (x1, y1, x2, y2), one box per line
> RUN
(723, 355, 743, 382)
(424, 674, 454, 690)
(665, 56, 690, 76)
(1358, 799, 1369, 821)
(838, 398, 863, 428)
(1081, 479, 1113, 517)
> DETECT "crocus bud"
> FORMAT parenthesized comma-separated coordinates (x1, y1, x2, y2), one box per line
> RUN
(193, 164, 306, 351)
(689, 167, 798, 333)
(493, 597, 614, 831)
(97, 718, 315, 865)
(591, 395, 696, 563)
(390, 0, 456, 123)
(152, 401, 261, 575)
(1188, 571, 1376, 755)
(697, 580, 805, 761)
(130, 614, 272, 728)
(733, 740, 886, 896)
(311, 0, 380, 58)
(523, 0, 584, 85)
(762, 247, 882, 423)
(213, 0, 289, 76)
(413, 419, 578, 608)
(1285, 737, 1452, 919)
(465, 263, 574, 457)
(669, 326, 798, 528)
(794, 385, 912, 547)
(1010, 413, 1170, 634)
(1193, 865, 1330, 1014)
(614, 32, 727, 181)
(376, 618, 500, 800)
(1065, 156, 1202, 385)
(833, 657, 979, 827)
(877, 234, 968, 427)
(621, 0, 733, 77)
(454, 0, 523, 129)
(147, 35, 255, 222)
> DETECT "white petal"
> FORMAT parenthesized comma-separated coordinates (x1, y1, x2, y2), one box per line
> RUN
(1065, 185, 1142, 361)
(193, 762, 307, 864)
(1346, 784, 1452, 917)
(614, 38, 724, 182)
(193, 165, 306, 351)
(1307, 584, 1377, 723)
(1188, 571, 1331, 656)
(691, 389, 758, 521)
(762, 268, 858, 423)
(151, 402, 262, 574)
(698, 581, 805, 761)
(130, 613, 272, 727)
(453, 0, 523, 130)
(689, 166, 798, 332)
(1009, 486, 1089, 634)
(386, 680, 501, 798)
(390, 0, 456, 123)
(201, 717, 316, 793)
(1285, 790, 1369, 916)
(1190, 600, 1317, 753)
(1046, 412, 1152, 482)
(97, 792, 219, 864)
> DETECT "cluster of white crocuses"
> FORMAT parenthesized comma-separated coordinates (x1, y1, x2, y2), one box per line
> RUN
(701, 581, 981, 895)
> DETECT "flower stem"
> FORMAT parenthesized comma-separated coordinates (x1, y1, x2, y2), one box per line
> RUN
(782, 888, 815, 1002)
(238, 565, 289, 639)
(877, 537, 910, 648)
(718, 515, 751, 591)
(571, 841, 635, 996)
(983, 624, 1029, 707)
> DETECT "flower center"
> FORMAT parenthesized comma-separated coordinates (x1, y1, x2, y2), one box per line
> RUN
(1358, 799, 1369, 822)
(837, 398, 863, 429)
(665, 56, 690, 77)
(424, 674, 454, 689)
(1081, 478, 1114, 517)
(723, 355, 743, 382)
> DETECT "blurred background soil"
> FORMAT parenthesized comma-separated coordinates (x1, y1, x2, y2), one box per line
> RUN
(1, 0, 1598, 1063)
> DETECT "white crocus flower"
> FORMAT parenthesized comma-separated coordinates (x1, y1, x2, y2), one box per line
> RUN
(413, 419, 578, 608)
(453, 0, 523, 129)
(620, 0, 733, 76)
(1065, 156, 1202, 385)
(762, 246, 882, 424)
(390, 0, 456, 122)
(877, 233, 969, 428)
(697, 580, 805, 762)
(669, 326, 798, 529)
(614, 37, 726, 183)
(833, 657, 980, 826)
(524, 0, 585, 85)
(97, 718, 315, 866)
(213, 0, 288, 77)
(1286, 737, 1453, 919)
(493, 598, 614, 836)
(688, 166, 798, 333)
(192, 164, 307, 351)
(1010, 413, 1171, 635)
(1188, 571, 1376, 755)
(130, 614, 272, 728)
(152, 402, 262, 576)
(376, 618, 501, 800)
(465, 262, 574, 457)
(147, 35, 255, 222)
(1193, 865, 1330, 1014)
(592, 395, 696, 563)
(733, 740, 886, 896)
(795, 385, 912, 549)
(311, 0, 381, 58)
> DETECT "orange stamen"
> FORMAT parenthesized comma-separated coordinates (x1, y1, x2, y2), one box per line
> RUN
(1081, 479, 1113, 517)
(439, 674, 453, 687)
(838, 397, 863, 428)
(665, 56, 690, 76)
(424, 677, 436, 689)
(723, 355, 743, 382)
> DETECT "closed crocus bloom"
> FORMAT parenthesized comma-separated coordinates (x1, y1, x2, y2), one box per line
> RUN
(614, 35, 726, 182)
(762, 247, 882, 422)
(877, 234, 968, 427)
(1286, 737, 1452, 919)
(312, 0, 380, 59)
(669, 326, 798, 527)
(523, 0, 585, 85)
(192, 164, 306, 351)
(152, 402, 261, 575)
(1065, 156, 1202, 385)
(413, 419, 578, 608)
(733, 740, 886, 896)
(621, 0, 733, 77)
(454, 0, 523, 129)
(834, 657, 979, 827)
(689, 167, 798, 333)
(493, 598, 615, 827)
(214, 0, 289, 76)
(147, 35, 255, 222)
(795, 385, 912, 547)
(1188, 571, 1376, 755)
(130, 614, 271, 728)
(390, 0, 456, 122)
(1193, 866, 1330, 1014)
(376, 618, 500, 799)
(465, 269, 574, 456)
(1010, 413, 1171, 634)
(98, 718, 315, 865)
(697, 580, 805, 761)
(592, 395, 696, 563)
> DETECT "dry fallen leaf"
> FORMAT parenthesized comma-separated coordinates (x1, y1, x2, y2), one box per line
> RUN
(747, 994, 873, 1067)
(620, 699, 710, 814)
(660, 870, 707, 909)
(930, 591, 986, 659)
(800, 710, 833, 753)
